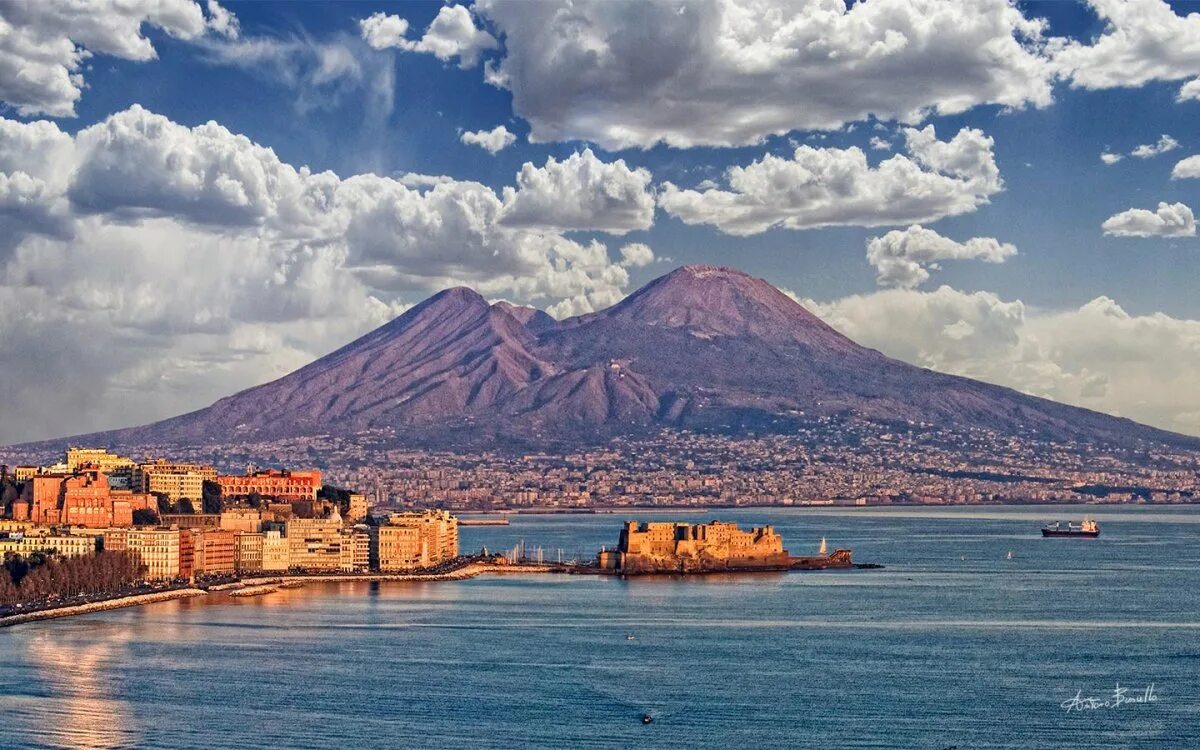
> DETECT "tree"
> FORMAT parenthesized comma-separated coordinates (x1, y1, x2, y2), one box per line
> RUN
(246, 492, 264, 509)
(175, 498, 195, 515)
(132, 508, 160, 526)
(155, 494, 173, 515)
(201, 480, 223, 514)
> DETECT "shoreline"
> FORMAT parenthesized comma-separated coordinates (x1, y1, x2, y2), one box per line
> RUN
(0, 588, 207, 629)
(0, 562, 566, 629)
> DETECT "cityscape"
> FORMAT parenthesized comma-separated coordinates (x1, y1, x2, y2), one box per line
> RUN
(4, 0, 1200, 747)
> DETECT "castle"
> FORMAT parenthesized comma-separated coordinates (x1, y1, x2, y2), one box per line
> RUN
(597, 520, 793, 574)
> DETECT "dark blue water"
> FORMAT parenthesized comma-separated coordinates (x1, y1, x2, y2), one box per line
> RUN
(3, 505, 1198, 749)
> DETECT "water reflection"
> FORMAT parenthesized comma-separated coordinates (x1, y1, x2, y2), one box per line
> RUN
(24, 625, 138, 749)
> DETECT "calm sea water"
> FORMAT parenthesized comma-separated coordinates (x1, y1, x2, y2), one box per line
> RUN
(3, 505, 1199, 749)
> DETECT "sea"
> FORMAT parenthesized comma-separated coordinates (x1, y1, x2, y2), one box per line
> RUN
(2, 504, 1198, 749)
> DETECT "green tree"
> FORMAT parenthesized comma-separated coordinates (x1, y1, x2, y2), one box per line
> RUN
(132, 508, 160, 526)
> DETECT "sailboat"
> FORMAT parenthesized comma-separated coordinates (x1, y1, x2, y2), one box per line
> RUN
(1006, 550, 1014, 560)
(819, 537, 827, 556)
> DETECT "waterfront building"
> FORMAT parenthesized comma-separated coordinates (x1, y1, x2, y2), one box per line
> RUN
(285, 516, 344, 571)
(104, 528, 182, 580)
(234, 532, 264, 573)
(370, 510, 458, 572)
(188, 529, 236, 576)
(597, 520, 791, 573)
(340, 527, 371, 572)
(261, 529, 289, 571)
(217, 469, 321, 501)
(0, 531, 98, 559)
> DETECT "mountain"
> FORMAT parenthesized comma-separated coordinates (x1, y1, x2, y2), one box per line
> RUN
(35, 265, 1200, 450)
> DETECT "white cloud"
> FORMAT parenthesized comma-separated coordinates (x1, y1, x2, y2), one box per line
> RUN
(499, 149, 655, 235)
(658, 125, 1001, 235)
(1170, 155, 1200, 179)
(1179, 77, 1200, 101)
(869, 137, 892, 151)
(1130, 134, 1180, 158)
(618, 243, 655, 268)
(1053, 0, 1200, 92)
(460, 125, 517, 154)
(0, 106, 647, 442)
(357, 5, 497, 68)
(1101, 202, 1196, 237)
(1100, 151, 1123, 165)
(806, 285, 1200, 436)
(205, 0, 239, 39)
(359, 12, 410, 50)
(866, 225, 1017, 289)
(475, 0, 1053, 149)
(0, 0, 231, 117)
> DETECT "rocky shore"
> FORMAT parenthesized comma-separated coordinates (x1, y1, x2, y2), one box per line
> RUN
(0, 588, 206, 629)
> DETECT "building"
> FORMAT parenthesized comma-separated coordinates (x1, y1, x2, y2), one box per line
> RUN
(104, 528, 182, 580)
(346, 493, 369, 523)
(217, 469, 322, 501)
(134, 460, 216, 501)
(14, 469, 146, 528)
(190, 529, 236, 576)
(261, 529, 289, 571)
(220, 509, 262, 533)
(65, 448, 135, 473)
(161, 514, 221, 529)
(597, 520, 791, 574)
(340, 528, 370, 572)
(0, 532, 98, 559)
(285, 516, 344, 571)
(234, 532, 264, 573)
(370, 510, 459, 572)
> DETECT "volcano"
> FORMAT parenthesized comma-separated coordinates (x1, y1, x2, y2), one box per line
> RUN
(44, 265, 1200, 450)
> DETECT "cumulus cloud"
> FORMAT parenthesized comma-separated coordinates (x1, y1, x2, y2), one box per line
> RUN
(1179, 77, 1200, 101)
(1100, 151, 1123, 165)
(357, 5, 497, 68)
(1131, 134, 1180, 158)
(460, 125, 517, 154)
(1101, 202, 1196, 237)
(1170, 155, 1200, 179)
(866, 225, 1017, 288)
(0, 0, 233, 117)
(0, 106, 646, 442)
(805, 285, 1200, 436)
(658, 125, 1001, 235)
(869, 137, 892, 151)
(499, 149, 655, 235)
(475, 0, 1053, 149)
(618, 243, 655, 268)
(1053, 0, 1200, 93)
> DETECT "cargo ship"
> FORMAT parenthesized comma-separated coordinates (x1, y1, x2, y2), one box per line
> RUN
(1041, 517, 1100, 538)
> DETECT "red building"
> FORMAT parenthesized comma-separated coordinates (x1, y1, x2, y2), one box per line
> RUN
(216, 469, 322, 501)
(14, 467, 151, 528)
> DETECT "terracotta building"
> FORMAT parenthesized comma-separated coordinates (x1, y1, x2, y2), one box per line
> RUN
(14, 468, 150, 528)
(217, 469, 322, 501)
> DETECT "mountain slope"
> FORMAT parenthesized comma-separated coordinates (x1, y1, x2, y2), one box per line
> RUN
(41, 265, 1200, 450)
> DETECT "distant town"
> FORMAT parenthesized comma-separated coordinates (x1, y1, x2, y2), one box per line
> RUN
(6, 418, 1191, 517)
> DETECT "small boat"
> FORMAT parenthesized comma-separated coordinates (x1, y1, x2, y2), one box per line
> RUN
(626, 633, 635, 641)
(1042, 518, 1100, 538)
(641, 713, 653, 725)
(1006, 550, 1013, 560)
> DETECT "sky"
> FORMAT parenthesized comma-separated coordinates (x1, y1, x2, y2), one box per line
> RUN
(1, 0, 1200, 443)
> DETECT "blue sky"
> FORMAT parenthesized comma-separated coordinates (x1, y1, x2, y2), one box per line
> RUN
(2, 0, 1200, 441)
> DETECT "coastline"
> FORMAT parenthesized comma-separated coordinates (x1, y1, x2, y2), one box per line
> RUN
(0, 588, 206, 629)
(0, 562, 565, 629)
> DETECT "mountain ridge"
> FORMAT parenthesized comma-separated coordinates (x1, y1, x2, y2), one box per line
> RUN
(12, 264, 1200, 452)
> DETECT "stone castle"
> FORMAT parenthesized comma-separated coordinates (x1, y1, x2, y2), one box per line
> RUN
(597, 520, 793, 574)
